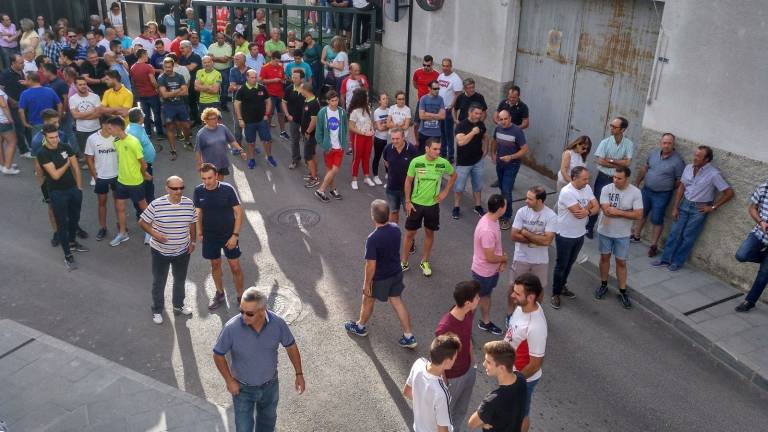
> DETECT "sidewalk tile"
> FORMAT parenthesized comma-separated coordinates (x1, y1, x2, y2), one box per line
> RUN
(744, 347, 768, 373)
(41, 405, 89, 432)
(627, 267, 673, 289)
(696, 314, 753, 341)
(665, 291, 712, 314)
(719, 326, 768, 356)
(8, 401, 68, 431)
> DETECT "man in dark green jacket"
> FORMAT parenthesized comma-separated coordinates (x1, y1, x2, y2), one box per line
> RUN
(314, 90, 349, 202)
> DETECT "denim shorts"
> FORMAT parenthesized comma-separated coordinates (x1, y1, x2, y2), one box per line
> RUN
(385, 189, 405, 212)
(642, 186, 673, 226)
(598, 234, 630, 260)
(524, 378, 540, 417)
(0, 123, 14, 133)
(270, 96, 283, 114)
(472, 271, 499, 297)
(244, 121, 272, 143)
(454, 159, 485, 193)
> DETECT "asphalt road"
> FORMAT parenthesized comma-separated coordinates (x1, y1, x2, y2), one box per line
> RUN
(0, 119, 766, 432)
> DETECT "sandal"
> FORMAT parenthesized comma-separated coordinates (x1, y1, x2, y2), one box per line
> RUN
(170, 150, 177, 161)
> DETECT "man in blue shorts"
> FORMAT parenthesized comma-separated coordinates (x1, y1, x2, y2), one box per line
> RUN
(194, 163, 245, 310)
(235, 69, 274, 169)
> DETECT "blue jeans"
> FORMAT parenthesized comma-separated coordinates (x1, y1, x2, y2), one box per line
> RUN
(659, 198, 709, 267)
(586, 171, 613, 232)
(642, 186, 674, 226)
(439, 109, 455, 160)
(49, 187, 83, 257)
(139, 95, 164, 136)
(233, 377, 279, 432)
(496, 163, 521, 220)
(735, 232, 768, 305)
(219, 68, 231, 106)
(319, 0, 333, 29)
(552, 234, 584, 295)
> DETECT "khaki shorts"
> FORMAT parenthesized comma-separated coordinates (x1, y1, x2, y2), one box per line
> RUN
(509, 261, 549, 293)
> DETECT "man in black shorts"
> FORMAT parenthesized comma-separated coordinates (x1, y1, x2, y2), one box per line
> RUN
(194, 163, 245, 310)
(158, 57, 192, 160)
(401, 138, 457, 277)
(344, 199, 417, 349)
(300, 82, 321, 188)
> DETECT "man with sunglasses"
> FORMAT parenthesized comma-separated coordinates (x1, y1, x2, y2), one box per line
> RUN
(437, 58, 463, 164)
(140, 176, 197, 325)
(63, 30, 88, 63)
(417, 81, 445, 153)
(213, 287, 305, 432)
(412, 55, 438, 132)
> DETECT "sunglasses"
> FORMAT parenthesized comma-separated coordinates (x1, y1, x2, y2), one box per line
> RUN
(430, 87, 439, 91)
(422, 63, 431, 67)
(240, 309, 256, 317)
(168, 186, 185, 191)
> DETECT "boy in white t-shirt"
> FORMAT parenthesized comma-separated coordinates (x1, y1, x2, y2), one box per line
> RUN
(372, 93, 390, 185)
(596, 166, 643, 308)
(404, 334, 461, 432)
(551, 166, 599, 310)
(84, 116, 119, 241)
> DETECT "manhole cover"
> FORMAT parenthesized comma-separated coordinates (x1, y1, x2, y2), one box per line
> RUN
(275, 208, 321, 229)
(249, 284, 304, 325)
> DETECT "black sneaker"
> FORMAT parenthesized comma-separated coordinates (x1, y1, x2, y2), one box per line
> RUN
(69, 241, 89, 252)
(329, 189, 342, 200)
(490, 180, 500, 188)
(474, 206, 486, 216)
(409, 241, 416, 255)
(51, 232, 60, 247)
(630, 234, 641, 243)
(585, 229, 594, 239)
(76, 227, 89, 239)
(550, 295, 561, 309)
(618, 293, 632, 309)
(96, 227, 107, 241)
(452, 207, 460, 219)
(280, 131, 290, 140)
(561, 287, 576, 299)
(595, 284, 608, 300)
(735, 301, 755, 313)
(314, 190, 330, 202)
(64, 254, 77, 271)
(478, 321, 503, 335)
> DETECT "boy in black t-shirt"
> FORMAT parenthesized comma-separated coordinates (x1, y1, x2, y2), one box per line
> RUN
(300, 82, 321, 187)
(468, 341, 527, 432)
(36, 124, 88, 270)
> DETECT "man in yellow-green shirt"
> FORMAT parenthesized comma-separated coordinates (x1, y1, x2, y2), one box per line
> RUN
(103, 116, 151, 247)
(195, 55, 222, 112)
(233, 32, 249, 56)
(207, 31, 233, 112)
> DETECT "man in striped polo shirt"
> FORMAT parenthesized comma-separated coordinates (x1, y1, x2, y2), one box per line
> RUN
(139, 175, 197, 325)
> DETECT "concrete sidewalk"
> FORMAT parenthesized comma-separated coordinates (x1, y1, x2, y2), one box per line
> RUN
(0, 319, 233, 432)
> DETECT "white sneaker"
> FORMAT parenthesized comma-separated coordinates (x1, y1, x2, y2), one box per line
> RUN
(152, 313, 163, 324)
(173, 306, 193, 316)
(373, 175, 382, 185)
(90, 177, 96, 186)
(20, 151, 34, 159)
(144, 233, 151, 245)
(364, 177, 376, 187)
(3, 167, 20, 175)
(0, 166, 6, 174)
(351, 180, 359, 190)
(109, 232, 130, 247)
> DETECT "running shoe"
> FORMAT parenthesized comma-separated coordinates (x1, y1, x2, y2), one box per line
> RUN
(550, 295, 561, 309)
(585, 229, 594, 239)
(595, 284, 608, 300)
(304, 177, 320, 188)
(152, 313, 163, 324)
(267, 156, 278, 167)
(420, 261, 432, 277)
(735, 301, 755, 313)
(96, 227, 107, 241)
(363, 177, 375, 187)
(76, 227, 89, 239)
(173, 306, 193, 316)
(401, 262, 410, 272)
(648, 245, 658, 257)
(344, 320, 368, 337)
(477, 321, 503, 335)
(288, 162, 298, 170)
(280, 131, 290, 140)
(351, 180, 359, 190)
(248, 158, 256, 169)
(630, 235, 641, 243)
(452, 207, 460, 220)
(69, 241, 89, 252)
(490, 180, 499, 188)
(500, 219, 511, 231)
(474, 206, 486, 216)
(561, 286, 576, 299)
(64, 254, 77, 271)
(650, 259, 669, 267)
(208, 292, 226, 310)
(373, 175, 383, 185)
(314, 190, 330, 202)
(618, 293, 632, 309)
(109, 232, 130, 247)
(329, 189, 342, 200)
(398, 334, 417, 349)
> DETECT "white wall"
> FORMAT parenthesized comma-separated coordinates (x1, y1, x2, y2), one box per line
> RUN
(381, 0, 520, 82)
(642, 0, 768, 162)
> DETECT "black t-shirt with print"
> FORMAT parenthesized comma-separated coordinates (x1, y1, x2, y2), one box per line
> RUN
(455, 92, 487, 122)
(454, 119, 486, 166)
(37, 143, 77, 191)
(301, 98, 321, 134)
(477, 372, 527, 432)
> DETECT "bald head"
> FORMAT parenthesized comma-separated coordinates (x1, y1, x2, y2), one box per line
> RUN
(166, 175, 184, 186)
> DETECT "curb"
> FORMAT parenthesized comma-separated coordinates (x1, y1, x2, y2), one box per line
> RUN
(576, 260, 768, 394)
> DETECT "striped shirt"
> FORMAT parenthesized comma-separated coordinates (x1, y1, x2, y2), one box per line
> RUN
(140, 195, 197, 256)
(751, 182, 768, 245)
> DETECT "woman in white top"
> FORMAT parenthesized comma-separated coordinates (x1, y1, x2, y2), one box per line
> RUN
(348, 88, 375, 190)
(387, 90, 412, 142)
(330, 36, 349, 93)
(0, 88, 19, 174)
(108, 2, 124, 28)
(371, 93, 390, 185)
(557, 135, 592, 190)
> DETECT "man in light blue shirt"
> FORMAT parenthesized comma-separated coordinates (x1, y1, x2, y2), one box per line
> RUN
(586, 116, 634, 237)
(127, 107, 157, 228)
(285, 49, 312, 84)
(245, 42, 265, 76)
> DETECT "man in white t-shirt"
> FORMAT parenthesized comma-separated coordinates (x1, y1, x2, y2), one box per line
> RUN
(505, 273, 547, 432)
(403, 334, 460, 432)
(69, 76, 103, 157)
(437, 58, 463, 163)
(551, 166, 599, 309)
(84, 115, 118, 242)
(508, 186, 556, 318)
(596, 166, 643, 308)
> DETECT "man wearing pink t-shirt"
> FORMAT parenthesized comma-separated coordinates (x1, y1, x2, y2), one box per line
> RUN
(471, 194, 508, 335)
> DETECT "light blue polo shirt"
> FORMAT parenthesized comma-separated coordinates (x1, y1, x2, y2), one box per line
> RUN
(213, 310, 295, 386)
(594, 135, 634, 176)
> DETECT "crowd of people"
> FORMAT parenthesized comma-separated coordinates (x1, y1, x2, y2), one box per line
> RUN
(2, 3, 768, 432)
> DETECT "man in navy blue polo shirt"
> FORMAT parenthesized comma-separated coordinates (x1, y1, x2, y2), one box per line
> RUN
(213, 287, 305, 432)
(193, 163, 245, 310)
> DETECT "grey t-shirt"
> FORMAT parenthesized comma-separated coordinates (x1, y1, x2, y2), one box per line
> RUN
(644, 150, 685, 192)
(597, 183, 643, 238)
(157, 72, 187, 105)
(195, 125, 235, 170)
(418, 94, 444, 137)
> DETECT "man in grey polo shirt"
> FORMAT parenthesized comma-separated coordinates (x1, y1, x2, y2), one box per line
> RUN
(632, 133, 686, 257)
(651, 146, 734, 271)
(213, 288, 305, 432)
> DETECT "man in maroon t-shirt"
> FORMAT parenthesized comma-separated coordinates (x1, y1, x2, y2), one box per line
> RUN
(130, 48, 164, 138)
(434, 280, 481, 431)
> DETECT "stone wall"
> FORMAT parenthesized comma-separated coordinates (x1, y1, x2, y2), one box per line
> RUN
(635, 128, 766, 299)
